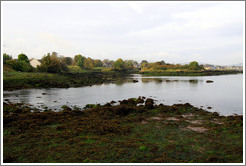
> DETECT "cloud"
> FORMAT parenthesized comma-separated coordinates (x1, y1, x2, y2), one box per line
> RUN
(2, 1, 244, 65)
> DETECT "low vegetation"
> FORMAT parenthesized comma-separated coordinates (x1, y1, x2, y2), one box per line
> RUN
(3, 97, 243, 163)
(3, 66, 131, 90)
(3, 52, 242, 90)
(140, 70, 242, 76)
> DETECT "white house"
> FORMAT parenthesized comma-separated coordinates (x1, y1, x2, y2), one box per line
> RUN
(30, 58, 41, 68)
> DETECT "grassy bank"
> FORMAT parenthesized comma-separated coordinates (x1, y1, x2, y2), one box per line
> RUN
(140, 70, 243, 76)
(3, 97, 243, 163)
(3, 64, 243, 90)
(3, 65, 131, 90)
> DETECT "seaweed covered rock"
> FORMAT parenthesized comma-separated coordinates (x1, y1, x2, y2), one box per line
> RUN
(145, 102, 154, 109)
(111, 105, 133, 116)
(120, 98, 136, 106)
(136, 96, 144, 104)
(145, 98, 154, 109)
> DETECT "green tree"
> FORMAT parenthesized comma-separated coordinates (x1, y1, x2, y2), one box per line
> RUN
(84, 57, 94, 69)
(3, 53, 12, 64)
(18, 53, 29, 63)
(113, 58, 125, 71)
(189, 61, 200, 70)
(61, 56, 73, 66)
(74, 54, 86, 68)
(94, 59, 103, 67)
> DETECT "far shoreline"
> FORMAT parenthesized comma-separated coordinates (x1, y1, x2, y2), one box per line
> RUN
(3, 69, 243, 91)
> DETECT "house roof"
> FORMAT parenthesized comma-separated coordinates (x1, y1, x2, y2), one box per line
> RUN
(30, 58, 42, 63)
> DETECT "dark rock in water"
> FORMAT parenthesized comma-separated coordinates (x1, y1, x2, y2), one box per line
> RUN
(206, 80, 214, 83)
(183, 103, 193, 108)
(36, 96, 42, 98)
(207, 106, 212, 109)
(110, 100, 116, 104)
(120, 98, 136, 106)
(145, 102, 154, 109)
(53, 101, 57, 102)
(145, 98, 154, 104)
(189, 79, 198, 83)
(212, 112, 219, 116)
(104, 103, 111, 107)
(133, 80, 138, 83)
(145, 98, 154, 109)
(61, 105, 72, 111)
(42, 93, 47, 95)
(136, 97, 144, 104)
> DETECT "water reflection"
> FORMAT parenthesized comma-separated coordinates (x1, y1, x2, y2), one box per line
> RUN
(3, 74, 243, 116)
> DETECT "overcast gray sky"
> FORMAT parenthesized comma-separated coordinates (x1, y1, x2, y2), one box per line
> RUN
(2, 1, 245, 65)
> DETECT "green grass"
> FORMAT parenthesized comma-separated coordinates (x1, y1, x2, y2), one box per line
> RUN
(140, 70, 242, 76)
(67, 66, 88, 73)
(3, 65, 130, 90)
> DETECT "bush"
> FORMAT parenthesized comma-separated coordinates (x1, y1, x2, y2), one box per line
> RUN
(6, 59, 33, 72)
(3, 53, 12, 64)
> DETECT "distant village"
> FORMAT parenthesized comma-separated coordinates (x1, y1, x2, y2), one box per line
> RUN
(203, 64, 243, 71)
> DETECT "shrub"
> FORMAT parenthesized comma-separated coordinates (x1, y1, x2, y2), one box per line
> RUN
(6, 59, 33, 72)
(3, 53, 12, 64)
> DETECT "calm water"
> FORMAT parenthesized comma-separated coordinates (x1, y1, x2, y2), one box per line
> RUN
(3, 74, 243, 116)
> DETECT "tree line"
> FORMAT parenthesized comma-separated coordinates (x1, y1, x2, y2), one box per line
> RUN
(3, 52, 204, 73)
(3, 52, 140, 73)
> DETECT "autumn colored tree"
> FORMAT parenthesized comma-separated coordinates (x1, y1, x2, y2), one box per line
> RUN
(124, 60, 134, 70)
(113, 58, 125, 71)
(38, 52, 68, 73)
(84, 57, 94, 69)
(140, 60, 148, 68)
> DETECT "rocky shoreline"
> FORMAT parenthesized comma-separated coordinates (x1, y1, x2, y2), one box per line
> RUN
(3, 97, 243, 163)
